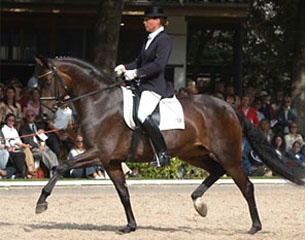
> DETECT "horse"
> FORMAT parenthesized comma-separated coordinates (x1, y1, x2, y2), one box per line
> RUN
(34, 56, 305, 235)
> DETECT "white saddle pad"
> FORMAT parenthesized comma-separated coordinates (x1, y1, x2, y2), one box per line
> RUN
(121, 87, 185, 131)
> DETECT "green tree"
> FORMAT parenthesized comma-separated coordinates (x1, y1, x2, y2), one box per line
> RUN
(243, 0, 298, 90)
(243, 0, 305, 133)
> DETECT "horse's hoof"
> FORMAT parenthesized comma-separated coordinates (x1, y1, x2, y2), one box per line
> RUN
(193, 197, 207, 217)
(117, 224, 137, 234)
(35, 202, 48, 214)
(247, 225, 262, 235)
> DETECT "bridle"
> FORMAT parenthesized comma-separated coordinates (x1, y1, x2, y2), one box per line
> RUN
(36, 64, 124, 109)
(36, 65, 72, 113)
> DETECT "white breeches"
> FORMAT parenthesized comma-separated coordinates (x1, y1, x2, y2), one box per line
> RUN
(137, 90, 161, 123)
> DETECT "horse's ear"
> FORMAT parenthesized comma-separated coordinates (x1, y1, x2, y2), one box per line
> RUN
(35, 55, 50, 69)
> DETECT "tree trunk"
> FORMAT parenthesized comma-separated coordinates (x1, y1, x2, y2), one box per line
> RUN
(291, 0, 305, 135)
(93, 0, 123, 79)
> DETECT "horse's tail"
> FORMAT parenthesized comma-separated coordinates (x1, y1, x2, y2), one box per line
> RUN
(235, 109, 305, 185)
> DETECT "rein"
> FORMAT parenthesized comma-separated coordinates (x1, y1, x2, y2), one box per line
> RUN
(59, 80, 124, 106)
(38, 65, 124, 106)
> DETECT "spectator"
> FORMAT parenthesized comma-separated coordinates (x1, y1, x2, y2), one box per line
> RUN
(252, 99, 265, 122)
(243, 85, 256, 105)
(186, 79, 198, 94)
(237, 95, 259, 127)
(238, 95, 259, 176)
(67, 134, 105, 179)
(9, 77, 23, 103)
(0, 86, 23, 129)
(225, 84, 240, 107)
(257, 91, 276, 122)
(18, 86, 31, 114)
(48, 95, 75, 154)
(225, 94, 236, 106)
(277, 96, 297, 135)
(53, 95, 74, 129)
(258, 119, 273, 143)
(19, 109, 59, 177)
(23, 87, 42, 118)
(0, 132, 10, 178)
(271, 134, 286, 156)
(241, 134, 254, 176)
(44, 125, 62, 158)
(284, 122, 304, 152)
(271, 89, 284, 116)
(1, 113, 28, 178)
(286, 141, 305, 167)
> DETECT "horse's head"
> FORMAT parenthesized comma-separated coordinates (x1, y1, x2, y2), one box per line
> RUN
(34, 56, 117, 119)
(34, 56, 72, 119)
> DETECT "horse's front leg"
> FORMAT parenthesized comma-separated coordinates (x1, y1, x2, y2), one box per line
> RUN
(106, 160, 137, 233)
(35, 148, 100, 214)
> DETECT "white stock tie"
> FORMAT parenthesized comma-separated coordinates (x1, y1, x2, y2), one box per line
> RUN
(145, 35, 152, 50)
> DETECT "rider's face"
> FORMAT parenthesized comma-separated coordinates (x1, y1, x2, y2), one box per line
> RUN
(143, 17, 161, 33)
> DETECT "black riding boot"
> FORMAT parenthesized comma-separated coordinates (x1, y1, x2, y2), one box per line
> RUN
(142, 116, 170, 167)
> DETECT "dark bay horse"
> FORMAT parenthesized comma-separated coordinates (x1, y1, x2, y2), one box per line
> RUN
(34, 57, 304, 235)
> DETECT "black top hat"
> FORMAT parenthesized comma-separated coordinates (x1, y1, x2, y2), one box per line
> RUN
(144, 6, 165, 18)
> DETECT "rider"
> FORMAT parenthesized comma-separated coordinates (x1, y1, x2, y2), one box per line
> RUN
(114, 6, 174, 167)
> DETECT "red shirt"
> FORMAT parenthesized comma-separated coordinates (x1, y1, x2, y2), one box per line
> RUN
(237, 106, 259, 127)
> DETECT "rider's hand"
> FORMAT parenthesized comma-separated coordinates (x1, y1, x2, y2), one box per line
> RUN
(114, 64, 126, 77)
(124, 69, 137, 81)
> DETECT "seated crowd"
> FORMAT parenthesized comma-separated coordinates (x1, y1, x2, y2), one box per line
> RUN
(178, 79, 305, 176)
(0, 77, 132, 179)
(1, 76, 305, 179)
(0, 77, 78, 179)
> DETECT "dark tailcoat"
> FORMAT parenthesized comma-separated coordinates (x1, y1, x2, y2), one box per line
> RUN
(125, 31, 174, 98)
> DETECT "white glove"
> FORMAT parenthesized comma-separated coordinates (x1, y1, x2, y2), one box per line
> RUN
(114, 64, 126, 77)
(124, 69, 137, 81)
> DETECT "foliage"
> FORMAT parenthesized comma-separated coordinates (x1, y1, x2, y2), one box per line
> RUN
(128, 157, 208, 179)
(242, 0, 299, 93)
(188, 29, 233, 65)
(186, 0, 301, 96)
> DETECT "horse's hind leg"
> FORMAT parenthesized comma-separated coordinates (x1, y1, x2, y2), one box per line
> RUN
(36, 148, 100, 214)
(227, 166, 262, 234)
(191, 157, 226, 217)
(105, 160, 137, 233)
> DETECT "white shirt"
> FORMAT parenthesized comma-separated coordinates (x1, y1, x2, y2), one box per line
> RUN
(68, 148, 85, 159)
(53, 107, 73, 129)
(145, 26, 164, 50)
(284, 133, 304, 152)
(1, 124, 22, 147)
